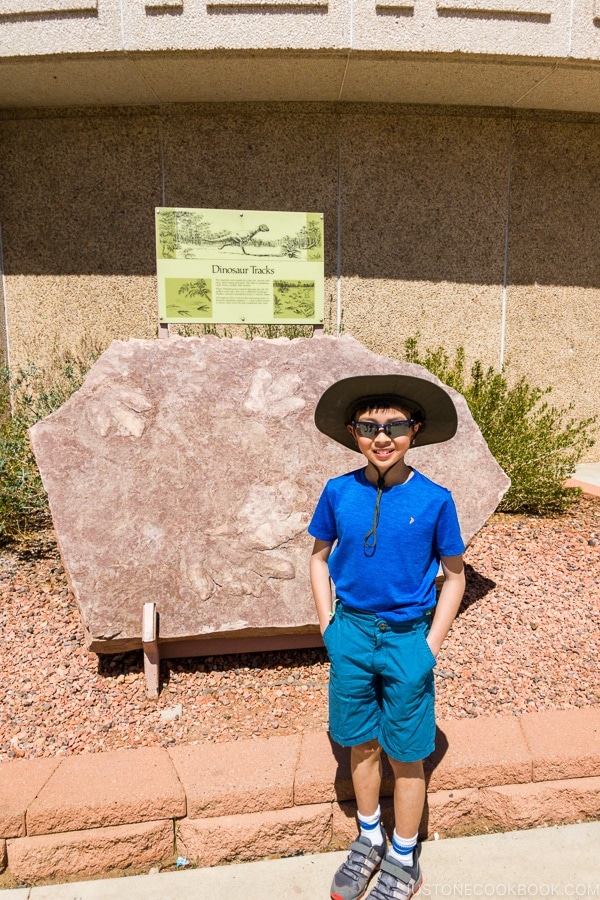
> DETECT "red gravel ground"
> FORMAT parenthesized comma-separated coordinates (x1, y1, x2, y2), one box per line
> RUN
(1, 496, 599, 762)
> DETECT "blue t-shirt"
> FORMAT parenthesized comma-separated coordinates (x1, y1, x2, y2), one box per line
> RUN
(308, 467, 465, 623)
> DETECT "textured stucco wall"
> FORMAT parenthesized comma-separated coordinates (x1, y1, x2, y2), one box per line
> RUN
(338, 107, 510, 369)
(0, 110, 162, 364)
(0, 102, 598, 457)
(506, 115, 600, 423)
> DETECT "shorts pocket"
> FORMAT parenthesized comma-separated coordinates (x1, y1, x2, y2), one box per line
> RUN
(322, 616, 336, 654)
(418, 629, 437, 671)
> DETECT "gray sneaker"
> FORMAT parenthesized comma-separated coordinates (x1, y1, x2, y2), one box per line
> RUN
(330, 829, 387, 900)
(368, 846, 423, 900)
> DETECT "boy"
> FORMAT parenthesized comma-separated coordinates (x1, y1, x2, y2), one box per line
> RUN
(309, 374, 466, 900)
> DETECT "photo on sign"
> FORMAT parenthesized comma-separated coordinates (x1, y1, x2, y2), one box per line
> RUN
(273, 281, 315, 319)
(165, 278, 213, 319)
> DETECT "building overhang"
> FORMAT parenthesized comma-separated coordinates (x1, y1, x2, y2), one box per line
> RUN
(1, 50, 600, 112)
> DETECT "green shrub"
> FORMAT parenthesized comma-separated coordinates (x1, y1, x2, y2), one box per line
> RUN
(403, 337, 596, 514)
(0, 350, 99, 543)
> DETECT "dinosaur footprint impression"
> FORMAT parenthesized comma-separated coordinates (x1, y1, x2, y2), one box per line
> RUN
(243, 368, 306, 417)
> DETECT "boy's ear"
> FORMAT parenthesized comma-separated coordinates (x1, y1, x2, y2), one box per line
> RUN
(346, 423, 357, 442)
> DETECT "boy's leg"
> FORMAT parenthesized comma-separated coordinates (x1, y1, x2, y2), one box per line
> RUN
(325, 608, 387, 899)
(368, 757, 425, 900)
(330, 740, 387, 900)
(351, 739, 383, 816)
(368, 617, 434, 900)
(388, 757, 425, 838)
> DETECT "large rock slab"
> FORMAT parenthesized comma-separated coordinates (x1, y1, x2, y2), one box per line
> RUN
(30, 335, 509, 652)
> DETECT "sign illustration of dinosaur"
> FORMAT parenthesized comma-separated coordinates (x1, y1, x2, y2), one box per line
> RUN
(201, 223, 270, 254)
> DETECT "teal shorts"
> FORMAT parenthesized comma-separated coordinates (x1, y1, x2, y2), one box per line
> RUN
(322, 603, 437, 762)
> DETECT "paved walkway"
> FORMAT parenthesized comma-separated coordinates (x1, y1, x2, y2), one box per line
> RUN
(3, 822, 599, 899)
(566, 463, 600, 497)
(573, 463, 600, 488)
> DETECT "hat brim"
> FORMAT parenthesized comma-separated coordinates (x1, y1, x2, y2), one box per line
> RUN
(314, 374, 458, 451)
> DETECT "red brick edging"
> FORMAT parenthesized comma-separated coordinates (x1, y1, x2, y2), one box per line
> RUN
(1, 708, 599, 884)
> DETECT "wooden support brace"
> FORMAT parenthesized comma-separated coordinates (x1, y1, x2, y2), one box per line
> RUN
(142, 601, 160, 698)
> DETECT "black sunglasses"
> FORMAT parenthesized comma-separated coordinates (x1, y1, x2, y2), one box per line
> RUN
(351, 419, 416, 439)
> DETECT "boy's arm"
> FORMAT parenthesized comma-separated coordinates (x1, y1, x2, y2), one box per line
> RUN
(310, 538, 334, 636)
(426, 554, 465, 658)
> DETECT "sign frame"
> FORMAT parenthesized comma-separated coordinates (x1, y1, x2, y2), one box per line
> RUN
(155, 207, 325, 328)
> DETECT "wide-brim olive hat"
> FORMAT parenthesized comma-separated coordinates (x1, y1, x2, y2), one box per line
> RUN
(314, 374, 458, 452)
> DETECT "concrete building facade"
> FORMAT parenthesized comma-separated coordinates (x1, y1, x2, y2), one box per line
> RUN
(0, 1, 598, 451)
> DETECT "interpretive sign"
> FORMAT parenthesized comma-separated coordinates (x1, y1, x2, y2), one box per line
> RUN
(155, 207, 324, 326)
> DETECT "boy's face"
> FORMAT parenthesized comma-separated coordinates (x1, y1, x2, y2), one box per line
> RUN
(346, 405, 421, 474)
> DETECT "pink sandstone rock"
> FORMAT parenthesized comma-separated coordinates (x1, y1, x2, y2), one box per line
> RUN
(7, 819, 174, 882)
(26, 747, 185, 836)
(30, 335, 510, 653)
(426, 716, 532, 791)
(518, 708, 600, 781)
(177, 803, 332, 866)
(168, 734, 300, 818)
(478, 776, 600, 829)
(0, 839, 5, 873)
(0, 757, 60, 839)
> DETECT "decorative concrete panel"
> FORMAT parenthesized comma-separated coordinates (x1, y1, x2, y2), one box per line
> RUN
(0, 0, 96, 15)
(207, 0, 328, 6)
(121, 0, 351, 52)
(144, 0, 182, 10)
(0, 0, 123, 57)
(375, 0, 414, 9)
(436, 0, 553, 13)
(179, 804, 332, 867)
(351, 0, 571, 57)
(169, 736, 301, 817)
(568, 0, 600, 62)
(0, 0, 600, 76)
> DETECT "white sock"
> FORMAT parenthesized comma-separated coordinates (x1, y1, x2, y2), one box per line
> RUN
(357, 806, 383, 846)
(389, 830, 418, 867)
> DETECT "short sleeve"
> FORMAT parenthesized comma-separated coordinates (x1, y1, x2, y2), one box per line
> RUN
(435, 492, 466, 557)
(308, 483, 338, 543)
